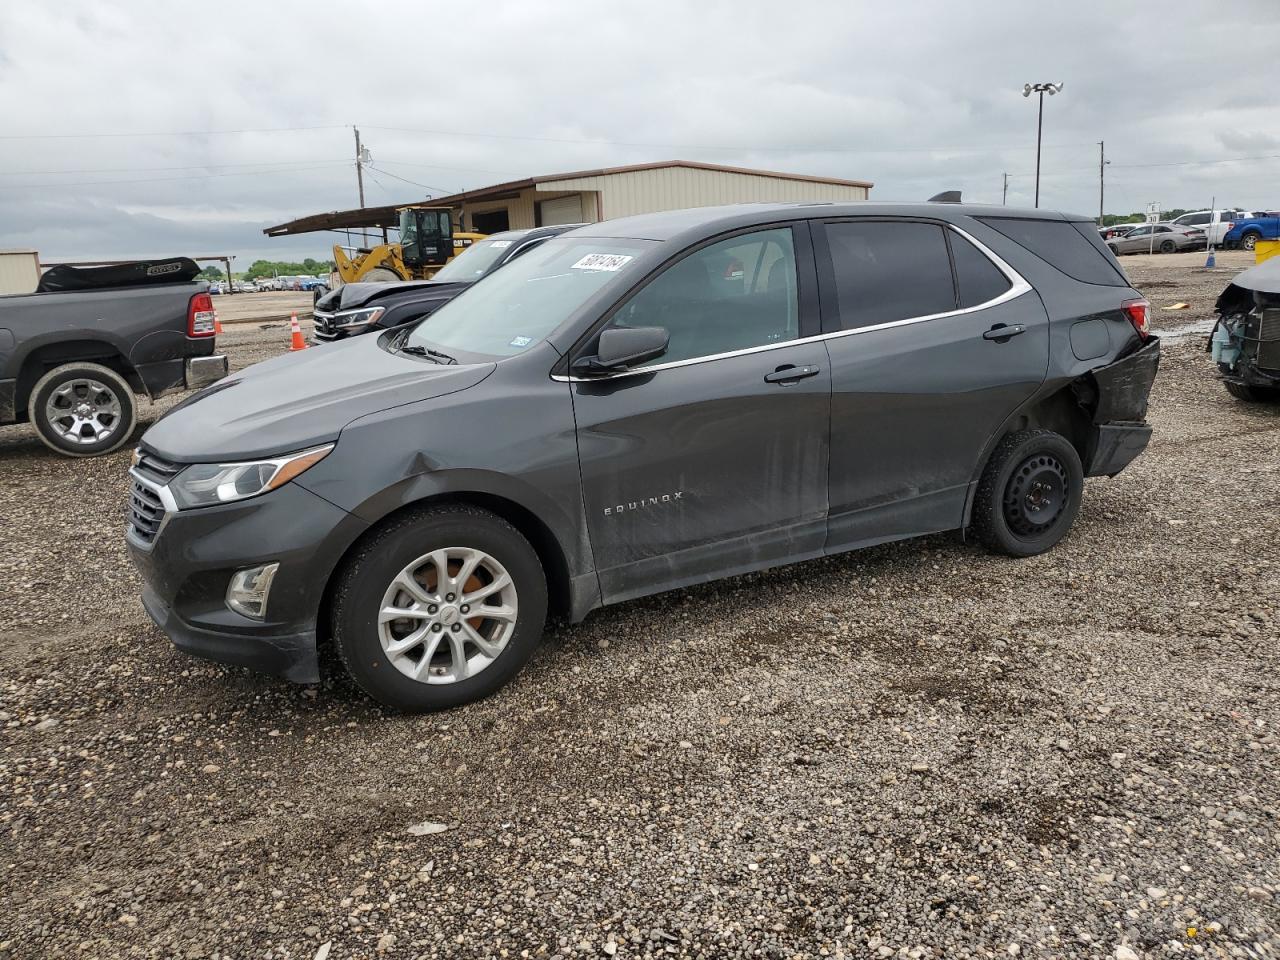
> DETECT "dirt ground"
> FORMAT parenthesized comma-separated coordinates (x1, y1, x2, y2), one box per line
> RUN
(1, 252, 1277, 959)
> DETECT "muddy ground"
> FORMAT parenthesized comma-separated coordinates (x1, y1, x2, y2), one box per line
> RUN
(1, 251, 1277, 959)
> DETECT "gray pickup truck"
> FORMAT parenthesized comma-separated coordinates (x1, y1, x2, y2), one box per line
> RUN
(0, 257, 228, 457)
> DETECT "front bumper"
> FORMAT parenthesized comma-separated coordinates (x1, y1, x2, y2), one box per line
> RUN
(126, 478, 369, 683)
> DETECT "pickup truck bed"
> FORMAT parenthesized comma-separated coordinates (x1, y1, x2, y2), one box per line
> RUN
(0, 258, 228, 456)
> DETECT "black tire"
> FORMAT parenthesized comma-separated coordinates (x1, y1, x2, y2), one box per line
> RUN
(1240, 232, 1261, 252)
(972, 429, 1084, 558)
(1159, 239, 1177, 254)
(1107, 244, 1121, 256)
(1225, 381, 1280, 402)
(331, 504, 548, 712)
(29, 362, 137, 457)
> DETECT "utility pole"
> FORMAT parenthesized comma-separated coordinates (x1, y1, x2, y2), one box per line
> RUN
(353, 126, 370, 247)
(353, 126, 366, 208)
(1002, 172, 1009, 205)
(1098, 141, 1105, 226)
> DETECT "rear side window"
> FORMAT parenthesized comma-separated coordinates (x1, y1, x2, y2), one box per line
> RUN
(949, 232, 1011, 308)
(823, 221, 955, 329)
(978, 216, 1125, 287)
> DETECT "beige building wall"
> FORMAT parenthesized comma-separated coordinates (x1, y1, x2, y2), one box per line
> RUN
(0, 250, 40, 295)
(542, 167, 869, 220)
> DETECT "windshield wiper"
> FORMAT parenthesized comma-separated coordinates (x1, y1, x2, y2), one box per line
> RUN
(399, 342, 457, 364)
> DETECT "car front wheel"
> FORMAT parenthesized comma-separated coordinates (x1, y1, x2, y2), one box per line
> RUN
(332, 504, 548, 711)
(29, 362, 137, 457)
(972, 429, 1083, 557)
(1240, 232, 1261, 251)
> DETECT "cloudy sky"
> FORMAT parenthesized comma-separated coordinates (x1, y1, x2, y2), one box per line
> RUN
(2, 1, 1278, 266)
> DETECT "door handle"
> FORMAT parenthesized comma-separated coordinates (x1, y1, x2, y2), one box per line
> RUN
(764, 363, 821, 384)
(983, 323, 1027, 341)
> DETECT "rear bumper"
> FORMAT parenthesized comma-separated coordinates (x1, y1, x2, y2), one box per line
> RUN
(186, 354, 228, 390)
(1083, 337, 1161, 478)
(137, 351, 229, 398)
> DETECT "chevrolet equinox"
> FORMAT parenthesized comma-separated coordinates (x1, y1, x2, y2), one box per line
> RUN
(126, 202, 1160, 711)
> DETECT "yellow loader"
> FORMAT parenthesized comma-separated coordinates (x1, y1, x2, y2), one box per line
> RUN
(330, 205, 485, 286)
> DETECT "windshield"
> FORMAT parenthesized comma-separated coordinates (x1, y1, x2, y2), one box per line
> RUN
(431, 237, 516, 282)
(405, 237, 656, 358)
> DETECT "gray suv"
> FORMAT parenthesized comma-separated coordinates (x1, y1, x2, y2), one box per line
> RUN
(126, 202, 1160, 711)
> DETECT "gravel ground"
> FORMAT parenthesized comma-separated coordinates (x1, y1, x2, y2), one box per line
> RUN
(1, 257, 1278, 959)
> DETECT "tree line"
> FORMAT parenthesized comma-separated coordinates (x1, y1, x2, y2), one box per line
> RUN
(198, 258, 335, 281)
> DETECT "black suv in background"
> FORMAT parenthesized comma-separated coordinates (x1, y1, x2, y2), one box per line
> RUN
(127, 202, 1159, 712)
(312, 224, 584, 341)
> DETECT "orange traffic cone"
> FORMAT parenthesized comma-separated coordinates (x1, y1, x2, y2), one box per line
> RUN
(213, 310, 224, 335)
(288, 311, 308, 352)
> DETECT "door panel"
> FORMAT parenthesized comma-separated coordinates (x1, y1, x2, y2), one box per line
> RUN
(824, 294, 1049, 548)
(572, 345, 830, 602)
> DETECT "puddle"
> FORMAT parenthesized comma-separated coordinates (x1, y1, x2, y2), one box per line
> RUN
(1151, 317, 1215, 341)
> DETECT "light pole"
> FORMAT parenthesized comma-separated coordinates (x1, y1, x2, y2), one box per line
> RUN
(1022, 82, 1063, 208)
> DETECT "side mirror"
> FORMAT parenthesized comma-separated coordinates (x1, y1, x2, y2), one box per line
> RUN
(575, 326, 669, 374)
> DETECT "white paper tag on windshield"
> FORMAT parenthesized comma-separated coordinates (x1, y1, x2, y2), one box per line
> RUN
(489, 240, 513, 249)
(571, 253, 633, 272)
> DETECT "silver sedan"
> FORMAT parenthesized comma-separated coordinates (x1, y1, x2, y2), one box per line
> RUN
(1108, 223, 1205, 255)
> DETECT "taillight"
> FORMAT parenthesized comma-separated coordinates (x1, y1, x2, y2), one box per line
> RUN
(1122, 298, 1150, 340)
(1223, 221, 1234, 230)
(188, 292, 216, 337)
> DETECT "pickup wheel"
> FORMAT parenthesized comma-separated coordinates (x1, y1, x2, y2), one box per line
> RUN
(1224, 381, 1280, 402)
(972, 429, 1083, 558)
(1240, 231, 1261, 252)
(29, 362, 137, 457)
(331, 504, 548, 712)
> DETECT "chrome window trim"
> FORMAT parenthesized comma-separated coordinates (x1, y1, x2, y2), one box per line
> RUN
(553, 222, 1032, 383)
(126, 467, 179, 549)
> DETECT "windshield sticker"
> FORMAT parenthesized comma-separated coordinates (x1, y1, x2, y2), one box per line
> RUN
(489, 240, 513, 249)
(509, 335, 533, 348)
(571, 253, 634, 272)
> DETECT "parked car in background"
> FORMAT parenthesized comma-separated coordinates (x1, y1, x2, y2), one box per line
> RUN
(0, 257, 227, 456)
(299, 277, 327, 291)
(1107, 223, 1204, 255)
(1223, 214, 1280, 251)
(312, 224, 584, 342)
(207, 280, 225, 295)
(126, 203, 1158, 710)
(1100, 223, 1143, 240)
(1170, 209, 1245, 247)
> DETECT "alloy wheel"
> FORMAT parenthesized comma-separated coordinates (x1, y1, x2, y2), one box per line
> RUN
(377, 547, 519, 684)
(44, 378, 123, 446)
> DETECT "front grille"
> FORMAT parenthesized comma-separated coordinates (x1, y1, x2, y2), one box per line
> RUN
(134, 450, 181, 486)
(128, 449, 179, 545)
(1257, 308, 1280, 371)
(128, 478, 165, 544)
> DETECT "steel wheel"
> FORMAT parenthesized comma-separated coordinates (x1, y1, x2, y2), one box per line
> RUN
(377, 547, 519, 684)
(45, 377, 124, 445)
(1003, 453, 1070, 539)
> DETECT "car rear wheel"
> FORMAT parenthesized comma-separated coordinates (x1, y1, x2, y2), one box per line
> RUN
(972, 429, 1083, 557)
(331, 504, 548, 712)
(1159, 239, 1177, 253)
(29, 362, 137, 457)
(1224, 381, 1280, 402)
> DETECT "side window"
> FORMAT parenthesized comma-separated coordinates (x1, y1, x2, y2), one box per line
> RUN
(608, 227, 798, 366)
(823, 221, 954, 329)
(949, 231, 1012, 308)
(1185, 212, 1211, 226)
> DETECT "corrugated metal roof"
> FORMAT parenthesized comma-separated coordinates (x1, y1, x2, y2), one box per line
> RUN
(262, 160, 874, 237)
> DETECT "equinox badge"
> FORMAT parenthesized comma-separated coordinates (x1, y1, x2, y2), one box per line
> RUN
(604, 491, 683, 517)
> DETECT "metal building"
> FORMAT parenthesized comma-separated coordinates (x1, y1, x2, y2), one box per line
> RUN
(264, 160, 872, 240)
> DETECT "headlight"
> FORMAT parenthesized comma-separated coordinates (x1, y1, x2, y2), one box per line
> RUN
(169, 445, 333, 509)
(333, 306, 386, 330)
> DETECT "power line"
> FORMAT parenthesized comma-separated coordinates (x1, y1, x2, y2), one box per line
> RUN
(1006, 152, 1280, 179)
(0, 124, 349, 141)
(0, 158, 349, 176)
(362, 124, 1095, 156)
(0, 162, 350, 190)
(364, 164, 454, 195)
